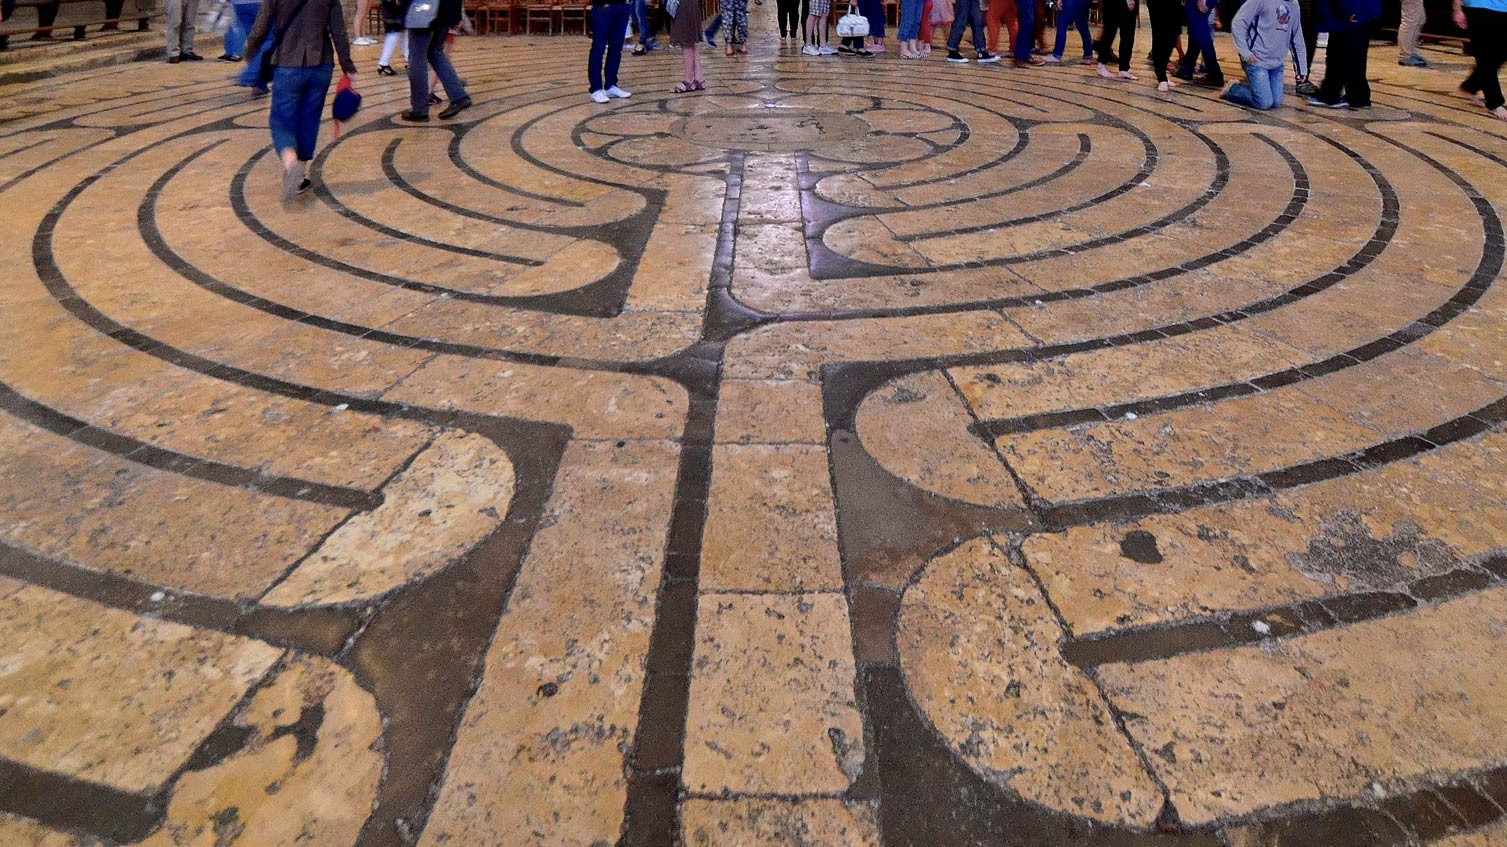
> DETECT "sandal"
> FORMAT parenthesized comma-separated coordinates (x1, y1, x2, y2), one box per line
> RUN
(673, 80, 695, 93)
(377, 63, 396, 75)
(693, 79, 706, 90)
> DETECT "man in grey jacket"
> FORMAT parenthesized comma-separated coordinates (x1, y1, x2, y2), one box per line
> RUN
(1220, 0, 1305, 109)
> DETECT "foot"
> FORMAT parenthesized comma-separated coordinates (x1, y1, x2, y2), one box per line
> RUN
(606, 85, 632, 98)
(1218, 80, 1235, 98)
(673, 80, 695, 92)
(1397, 53, 1427, 67)
(1305, 95, 1348, 108)
(838, 43, 856, 53)
(855, 47, 873, 56)
(946, 49, 968, 63)
(1492, 105, 1507, 122)
(352, 35, 378, 45)
(1172, 68, 1193, 80)
(280, 160, 307, 204)
(428, 93, 442, 105)
(726, 44, 735, 55)
(166, 55, 181, 63)
(1079, 54, 1095, 65)
(802, 44, 820, 55)
(818, 44, 838, 54)
(590, 89, 611, 103)
(1011, 56, 1043, 66)
(1041, 54, 1061, 63)
(1097, 62, 1114, 78)
(1459, 86, 1485, 103)
(704, 32, 716, 47)
(1295, 79, 1319, 97)
(216, 53, 237, 62)
(377, 63, 396, 75)
(977, 51, 1001, 63)
(869, 42, 884, 52)
(1031, 46, 1050, 55)
(631, 45, 647, 55)
(1157, 80, 1171, 92)
(182, 51, 203, 60)
(400, 109, 430, 121)
(438, 97, 472, 119)
(29, 31, 54, 40)
(1117, 70, 1135, 80)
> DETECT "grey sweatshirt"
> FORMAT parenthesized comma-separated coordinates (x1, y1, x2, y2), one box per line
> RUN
(1230, 0, 1307, 75)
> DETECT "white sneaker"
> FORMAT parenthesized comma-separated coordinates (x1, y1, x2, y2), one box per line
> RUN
(802, 44, 819, 55)
(590, 89, 611, 103)
(606, 85, 632, 98)
(818, 45, 838, 54)
(352, 36, 378, 46)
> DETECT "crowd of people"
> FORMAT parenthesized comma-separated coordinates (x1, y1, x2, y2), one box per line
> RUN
(172, 0, 1502, 201)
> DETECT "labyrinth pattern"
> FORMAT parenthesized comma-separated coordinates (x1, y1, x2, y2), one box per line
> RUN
(2, 19, 1507, 847)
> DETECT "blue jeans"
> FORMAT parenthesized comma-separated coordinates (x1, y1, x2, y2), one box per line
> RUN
(632, 0, 655, 45)
(269, 63, 332, 161)
(233, 2, 270, 89)
(1224, 62, 1283, 108)
(1051, 0, 1090, 58)
(1012, 0, 1033, 59)
(589, 2, 631, 91)
(1178, 0, 1220, 79)
(947, 0, 986, 52)
(898, 0, 924, 38)
(408, 26, 468, 114)
(223, 3, 246, 55)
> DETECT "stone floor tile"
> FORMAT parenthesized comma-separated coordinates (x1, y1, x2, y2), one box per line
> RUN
(701, 444, 843, 592)
(683, 592, 865, 795)
(681, 798, 882, 846)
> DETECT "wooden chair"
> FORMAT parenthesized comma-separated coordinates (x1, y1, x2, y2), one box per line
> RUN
(560, 0, 587, 34)
(523, 0, 556, 33)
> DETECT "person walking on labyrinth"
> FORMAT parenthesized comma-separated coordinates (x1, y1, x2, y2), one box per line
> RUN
(723, 0, 749, 53)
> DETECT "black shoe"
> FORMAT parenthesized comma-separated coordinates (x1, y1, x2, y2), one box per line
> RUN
(428, 93, 442, 105)
(29, 31, 54, 41)
(297, 178, 312, 194)
(837, 43, 856, 53)
(946, 49, 968, 63)
(400, 109, 430, 122)
(182, 51, 204, 61)
(1204, 75, 1225, 87)
(167, 54, 181, 63)
(1295, 79, 1319, 97)
(438, 97, 472, 119)
(1173, 68, 1193, 80)
(377, 63, 396, 75)
(218, 53, 242, 62)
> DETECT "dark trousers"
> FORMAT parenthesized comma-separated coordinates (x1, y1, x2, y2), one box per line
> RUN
(1463, 7, 1506, 110)
(1095, 0, 1136, 70)
(1147, 0, 1182, 81)
(269, 63, 333, 161)
(1012, 0, 1033, 58)
(859, 0, 884, 36)
(408, 26, 468, 114)
(588, 2, 631, 91)
(947, 0, 986, 51)
(777, 0, 799, 34)
(1318, 26, 1371, 107)
(1178, 0, 1221, 81)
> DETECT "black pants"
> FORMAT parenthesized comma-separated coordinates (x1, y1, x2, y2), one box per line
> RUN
(1318, 26, 1371, 107)
(36, 0, 59, 28)
(1096, 0, 1136, 70)
(777, 0, 799, 34)
(1147, 0, 1182, 81)
(1463, 6, 1506, 110)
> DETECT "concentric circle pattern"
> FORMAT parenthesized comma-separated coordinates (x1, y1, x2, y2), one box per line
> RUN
(2, 15, 1506, 847)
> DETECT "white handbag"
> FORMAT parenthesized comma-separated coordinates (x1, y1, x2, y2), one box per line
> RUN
(836, 5, 870, 37)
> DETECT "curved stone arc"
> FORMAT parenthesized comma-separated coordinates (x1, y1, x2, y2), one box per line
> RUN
(853, 369, 1024, 509)
(896, 537, 1166, 827)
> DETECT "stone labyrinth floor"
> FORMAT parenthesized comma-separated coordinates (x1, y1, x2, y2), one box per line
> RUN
(2, 13, 1507, 847)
